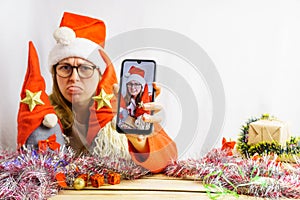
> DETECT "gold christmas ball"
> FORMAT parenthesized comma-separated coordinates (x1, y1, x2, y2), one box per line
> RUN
(73, 177, 85, 190)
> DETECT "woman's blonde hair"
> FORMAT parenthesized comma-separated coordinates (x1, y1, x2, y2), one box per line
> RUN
(49, 72, 74, 136)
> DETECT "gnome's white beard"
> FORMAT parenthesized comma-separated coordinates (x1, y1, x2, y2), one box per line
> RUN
(92, 121, 131, 160)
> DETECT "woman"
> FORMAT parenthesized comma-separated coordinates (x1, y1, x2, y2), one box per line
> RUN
(118, 66, 152, 130)
(48, 12, 177, 173)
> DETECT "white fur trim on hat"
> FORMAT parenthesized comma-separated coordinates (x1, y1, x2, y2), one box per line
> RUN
(126, 74, 146, 87)
(48, 27, 105, 72)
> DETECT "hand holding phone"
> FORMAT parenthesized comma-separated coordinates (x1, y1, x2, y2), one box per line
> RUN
(116, 59, 156, 134)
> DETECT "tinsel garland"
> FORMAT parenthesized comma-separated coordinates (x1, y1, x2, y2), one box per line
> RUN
(237, 114, 300, 158)
(1, 145, 299, 199)
(164, 148, 300, 199)
(0, 147, 149, 200)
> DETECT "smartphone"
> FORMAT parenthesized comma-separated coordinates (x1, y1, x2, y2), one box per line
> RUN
(116, 59, 156, 134)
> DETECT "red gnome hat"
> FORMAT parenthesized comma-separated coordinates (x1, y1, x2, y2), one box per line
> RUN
(86, 51, 117, 145)
(17, 41, 57, 148)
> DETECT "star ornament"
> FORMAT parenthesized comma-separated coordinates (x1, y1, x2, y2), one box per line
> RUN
(92, 88, 114, 110)
(20, 89, 45, 112)
(138, 101, 144, 108)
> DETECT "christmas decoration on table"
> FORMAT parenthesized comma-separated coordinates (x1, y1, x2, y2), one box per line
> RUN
(90, 174, 105, 188)
(221, 137, 236, 156)
(237, 113, 300, 160)
(0, 147, 72, 199)
(76, 174, 89, 187)
(73, 177, 86, 190)
(164, 138, 300, 199)
(17, 41, 65, 151)
(107, 172, 121, 185)
(0, 147, 149, 199)
(248, 116, 290, 145)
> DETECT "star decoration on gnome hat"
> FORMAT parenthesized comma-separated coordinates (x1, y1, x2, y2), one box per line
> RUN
(21, 89, 44, 112)
(17, 41, 64, 148)
(92, 88, 114, 110)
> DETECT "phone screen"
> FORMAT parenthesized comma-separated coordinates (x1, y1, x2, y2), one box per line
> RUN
(116, 59, 156, 134)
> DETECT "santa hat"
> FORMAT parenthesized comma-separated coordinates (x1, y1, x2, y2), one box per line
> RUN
(125, 66, 146, 88)
(17, 41, 58, 147)
(48, 12, 106, 70)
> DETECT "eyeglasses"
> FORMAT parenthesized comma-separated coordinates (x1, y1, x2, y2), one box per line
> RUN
(55, 63, 97, 79)
(127, 83, 142, 88)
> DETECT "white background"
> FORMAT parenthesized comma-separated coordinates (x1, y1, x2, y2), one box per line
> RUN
(1, 0, 300, 158)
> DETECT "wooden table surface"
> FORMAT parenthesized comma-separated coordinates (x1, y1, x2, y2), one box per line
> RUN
(49, 174, 288, 200)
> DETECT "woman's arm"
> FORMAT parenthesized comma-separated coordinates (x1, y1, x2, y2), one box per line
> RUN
(127, 123, 178, 173)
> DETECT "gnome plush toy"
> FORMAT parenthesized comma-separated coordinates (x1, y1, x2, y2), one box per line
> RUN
(17, 41, 64, 151)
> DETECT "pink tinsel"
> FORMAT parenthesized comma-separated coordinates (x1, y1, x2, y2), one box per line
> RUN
(0, 148, 66, 199)
(1, 146, 299, 199)
(0, 147, 149, 200)
(164, 148, 300, 199)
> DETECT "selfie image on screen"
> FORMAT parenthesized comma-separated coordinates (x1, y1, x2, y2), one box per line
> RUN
(117, 59, 156, 134)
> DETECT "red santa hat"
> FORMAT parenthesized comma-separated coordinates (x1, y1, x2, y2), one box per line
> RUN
(17, 41, 58, 147)
(125, 66, 146, 88)
(48, 12, 106, 70)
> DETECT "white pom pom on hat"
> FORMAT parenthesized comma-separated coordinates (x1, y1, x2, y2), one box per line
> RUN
(48, 12, 106, 70)
(53, 26, 76, 45)
(124, 72, 131, 78)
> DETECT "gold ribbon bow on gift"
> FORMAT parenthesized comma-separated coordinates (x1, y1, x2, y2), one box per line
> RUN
(38, 134, 60, 151)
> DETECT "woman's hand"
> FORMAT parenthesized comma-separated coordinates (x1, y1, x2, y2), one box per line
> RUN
(125, 83, 163, 153)
(99, 48, 164, 153)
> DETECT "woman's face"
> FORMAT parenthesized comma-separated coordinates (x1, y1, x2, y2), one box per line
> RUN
(127, 80, 142, 98)
(55, 57, 100, 105)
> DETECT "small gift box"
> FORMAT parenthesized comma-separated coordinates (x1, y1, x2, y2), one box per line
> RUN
(107, 172, 121, 185)
(77, 174, 88, 187)
(248, 119, 291, 146)
(90, 174, 104, 188)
